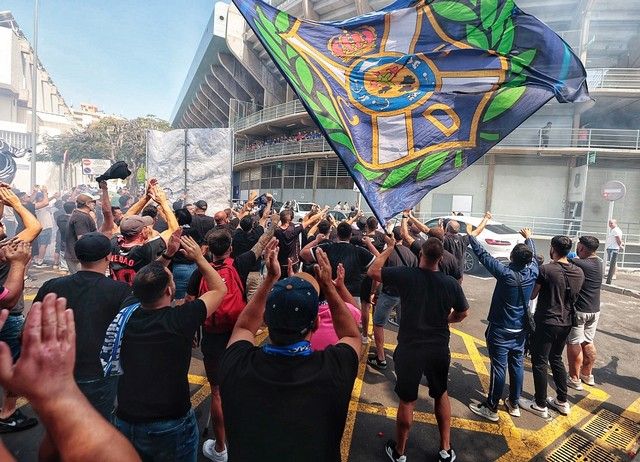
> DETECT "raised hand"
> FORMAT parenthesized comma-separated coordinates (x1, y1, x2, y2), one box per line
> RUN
(519, 228, 532, 239)
(313, 248, 333, 289)
(0, 188, 21, 208)
(0, 293, 76, 403)
(179, 235, 203, 262)
(333, 263, 345, 288)
(264, 239, 281, 280)
(165, 228, 183, 257)
(4, 241, 32, 266)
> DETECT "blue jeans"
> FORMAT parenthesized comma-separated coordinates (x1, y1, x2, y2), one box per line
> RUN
(77, 376, 118, 422)
(0, 314, 24, 361)
(373, 292, 401, 326)
(172, 263, 197, 300)
(114, 409, 199, 462)
(485, 323, 526, 410)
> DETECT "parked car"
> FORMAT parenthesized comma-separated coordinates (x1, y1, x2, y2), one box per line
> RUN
(280, 201, 317, 222)
(423, 216, 524, 273)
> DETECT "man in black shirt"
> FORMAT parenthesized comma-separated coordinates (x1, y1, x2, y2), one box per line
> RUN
(368, 227, 417, 370)
(190, 200, 217, 239)
(35, 233, 133, 420)
(275, 208, 322, 277)
(53, 201, 74, 270)
(34, 233, 133, 460)
(368, 237, 468, 462)
(65, 193, 97, 274)
(219, 246, 361, 462)
(566, 235, 603, 391)
(186, 221, 275, 462)
(114, 236, 227, 461)
(525, 236, 584, 418)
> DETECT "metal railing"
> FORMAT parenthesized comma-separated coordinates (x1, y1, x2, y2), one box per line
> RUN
(587, 68, 640, 91)
(576, 231, 640, 270)
(234, 100, 306, 132)
(0, 130, 30, 150)
(234, 127, 640, 165)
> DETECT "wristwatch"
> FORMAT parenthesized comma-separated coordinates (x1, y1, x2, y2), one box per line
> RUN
(161, 252, 175, 260)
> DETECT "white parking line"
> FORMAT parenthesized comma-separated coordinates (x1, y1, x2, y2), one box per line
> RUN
(468, 274, 494, 281)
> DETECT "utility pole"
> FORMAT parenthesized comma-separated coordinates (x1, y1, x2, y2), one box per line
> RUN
(29, 0, 40, 190)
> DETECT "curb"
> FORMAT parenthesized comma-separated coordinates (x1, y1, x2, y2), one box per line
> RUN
(601, 283, 640, 299)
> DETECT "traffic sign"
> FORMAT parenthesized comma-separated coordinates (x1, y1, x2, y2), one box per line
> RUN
(81, 158, 112, 176)
(601, 180, 626, 201)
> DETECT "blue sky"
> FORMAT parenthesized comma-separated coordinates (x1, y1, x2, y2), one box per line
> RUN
(4, 1, 213, 121)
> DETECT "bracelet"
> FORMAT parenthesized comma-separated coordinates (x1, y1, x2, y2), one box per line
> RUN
(161, 252, 175, 260)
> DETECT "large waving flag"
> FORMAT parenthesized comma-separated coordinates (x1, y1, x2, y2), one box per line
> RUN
(232, 0, 589, 222)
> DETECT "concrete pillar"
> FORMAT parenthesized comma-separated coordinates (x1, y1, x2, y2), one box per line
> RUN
(485, 154, 496, 211)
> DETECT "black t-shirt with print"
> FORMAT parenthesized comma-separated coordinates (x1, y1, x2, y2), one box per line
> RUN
(116, 300, 207, 422)
(535, 261, 585, 326)
(219, 341, 358, 462)
(382, 267, 468, 346)
(275, 223, 303, 266)
(311, 241, 375, 296)
(444, 233, 469, 272)
(109, 236, 166, 285)
(34, 271, 133, 379)
(570, 257, 603, 313)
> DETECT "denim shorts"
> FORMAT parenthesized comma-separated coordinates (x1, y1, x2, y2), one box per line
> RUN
(114, 409, 199, 462)
(0, 314, 24, 361)
(373, 292, 401, 327)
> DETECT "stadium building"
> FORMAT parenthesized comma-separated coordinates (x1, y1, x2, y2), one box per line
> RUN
(171, 0, 640, 242)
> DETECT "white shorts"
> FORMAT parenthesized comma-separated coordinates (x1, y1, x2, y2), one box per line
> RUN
(567, 312, 600, 344)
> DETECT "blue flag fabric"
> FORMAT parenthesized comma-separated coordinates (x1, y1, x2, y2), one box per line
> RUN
(232, 0, 590, 222)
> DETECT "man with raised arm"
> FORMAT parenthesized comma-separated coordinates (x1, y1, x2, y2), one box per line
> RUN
(219, 246, 361, 461)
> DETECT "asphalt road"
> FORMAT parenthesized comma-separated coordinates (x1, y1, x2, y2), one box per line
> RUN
(2, 269, 639, 461)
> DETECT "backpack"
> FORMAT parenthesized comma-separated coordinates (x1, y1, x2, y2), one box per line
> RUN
(199, 258, 246, 333)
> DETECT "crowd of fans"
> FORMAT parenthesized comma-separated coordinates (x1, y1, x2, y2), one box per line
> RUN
(0, 177, 611, 462)
(241, 130, 323, 152)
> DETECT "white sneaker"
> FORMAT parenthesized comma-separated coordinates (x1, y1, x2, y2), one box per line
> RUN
(580, 374, 595, 386)
(520, 398, 549, 419)
(203, 439, 228, 462)
(567, 377, 584, 391)
(504, 398, 521, 417)
(547, 397, 570, 416)
(361, 335, 370, 344)
(469, 402, 499, 422)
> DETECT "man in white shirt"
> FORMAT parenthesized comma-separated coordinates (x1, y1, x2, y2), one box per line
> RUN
(34, 186, 55, 268)
(605, 219, 623, 280)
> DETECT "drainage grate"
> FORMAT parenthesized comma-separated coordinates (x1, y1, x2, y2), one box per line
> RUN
(546, 434, 622, 462)
(582, 409, 640, 451)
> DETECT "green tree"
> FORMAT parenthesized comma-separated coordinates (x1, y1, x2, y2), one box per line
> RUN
(42, 115, 171, 190)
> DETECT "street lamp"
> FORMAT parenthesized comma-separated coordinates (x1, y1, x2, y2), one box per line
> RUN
(30, 0, 40, 190)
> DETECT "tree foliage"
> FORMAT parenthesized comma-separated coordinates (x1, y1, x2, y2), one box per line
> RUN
(41, 115, 171, 188)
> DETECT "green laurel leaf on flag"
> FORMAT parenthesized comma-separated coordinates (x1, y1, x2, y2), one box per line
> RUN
(315, 114, 342, 131)
(431, 1, 477, 21)
(480, 0, 498, 29)
(255, 7, 282, 45)
(454, 150, 464, 168)
(480, 132, 500, 141)
(354, 163, 383, 181)
(254, 22, 287, 64)
(286, 45, 297, 59)
(482, 86, 526, 122)
(382, 160, 421, 190)
(497, 18, 515, 54)
(317, 93, 341, 123)
(329, 132, 356, 153)
(416, 151, 449, 181)
(295, 58, 314, 94)
(491, 19, 504, 48)
(466, 26, 489, 49)
(275, 11, 290, 33)
(511, 49, 536, 74)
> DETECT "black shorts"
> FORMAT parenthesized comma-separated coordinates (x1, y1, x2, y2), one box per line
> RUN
(393, 343, 450, 401)
(360, 276, 374, 301)
(201, 331, 232, 386)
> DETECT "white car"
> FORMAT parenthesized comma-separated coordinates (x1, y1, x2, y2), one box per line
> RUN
(280, 201, 317, 222)
(424, 216, 525, 273)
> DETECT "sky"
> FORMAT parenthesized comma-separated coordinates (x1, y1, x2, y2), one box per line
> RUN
(3, 0, 213, 121)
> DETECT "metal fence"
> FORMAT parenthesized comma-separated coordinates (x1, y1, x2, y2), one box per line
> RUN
(576, 231, 640, 270)
(0, 130, 30, 150)
(587, 68, 640, 91)
(235, 138, 329, 164)
(234, 100, 305, 132)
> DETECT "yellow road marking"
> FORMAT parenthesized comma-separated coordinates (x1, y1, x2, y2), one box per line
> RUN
(622, 395, 640, 421)
(188, 374, 208, 386)
(340, 346, 368, 462)
(190, 382, 211, 409)
(24, 294, 35, 302)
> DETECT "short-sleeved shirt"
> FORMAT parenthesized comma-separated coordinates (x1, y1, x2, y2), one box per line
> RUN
(606, 227, 623, 250)
(444, 233, 469, 273)
(65, 209, 97, 261)
(535, 261, 585, 326)
(409, 241, 462, 280)
(382, 267, 468, 346)
(311, 241, 375, 296)
(382, 244, 418, 296)
(34, 271, 133, 379)
(35, 205, 54, 230)
(569, 257, 602, 313)
(219, 341, 358, 462)
(116, 300, 207, 422)
(0, 258, 23, 314)
(109, 236, 166, 285)
(275, 223, 304, 266)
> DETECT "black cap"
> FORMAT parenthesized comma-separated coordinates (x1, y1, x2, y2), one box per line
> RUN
(74, 232, 112, 262)
(264, 276, 319, 341)
(195, 200, 207, 211)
